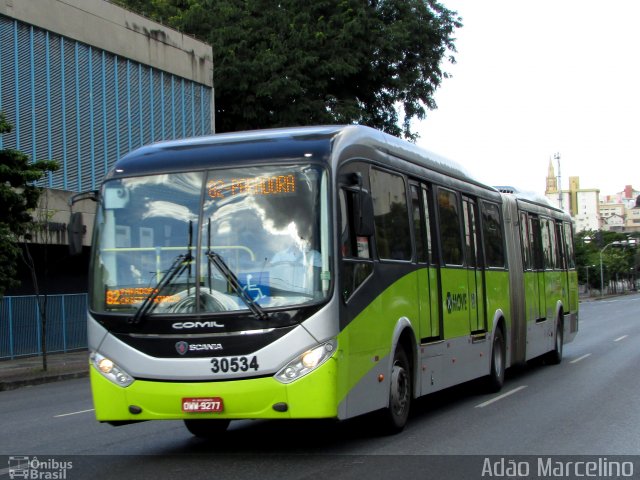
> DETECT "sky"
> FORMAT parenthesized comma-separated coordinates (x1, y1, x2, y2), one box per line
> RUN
(415, 0, 640, 197)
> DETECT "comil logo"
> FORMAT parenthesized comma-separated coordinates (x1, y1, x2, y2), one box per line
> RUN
(172, 321, 223, 329)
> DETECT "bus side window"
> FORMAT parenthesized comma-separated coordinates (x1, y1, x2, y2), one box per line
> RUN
(529, 216, 544, 270)
(370, 168, 411, 261)
(520, 211, 532, 270)
(421, 187, 434, 264)
(564, 222, 576, 269)
(437, 188, 463, 266)
(410, 185, 426, 263)
(339, 188, 355, 258)
(555, 221, 566, 269)
(540, 218, 554, 270)
(339, 188, 373, 301)
(481, 201, 505, 268)
(410, 183, 434, 264)
(463, 197, 479, 268)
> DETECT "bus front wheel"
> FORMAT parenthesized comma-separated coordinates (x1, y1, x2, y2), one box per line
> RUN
(184, 419, 231, 439)
(379, 347, 412, 434)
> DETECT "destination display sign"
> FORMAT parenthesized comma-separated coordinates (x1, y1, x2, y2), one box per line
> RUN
(207, 174, 296, 199)
(106, 287, 179, 306)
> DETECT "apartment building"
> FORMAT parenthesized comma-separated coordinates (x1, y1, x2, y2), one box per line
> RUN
(544, 160, 600, 231)
(544, 157, 639, 233)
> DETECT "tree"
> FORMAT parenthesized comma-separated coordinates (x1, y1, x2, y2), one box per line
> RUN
(576, 229, 639, 294)
(0, 112, 59, 297)
(1, 112, 59, 370)
(113, 0, 462, 139)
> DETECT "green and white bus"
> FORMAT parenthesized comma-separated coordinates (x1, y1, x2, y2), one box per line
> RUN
(87, 125, 578, 436)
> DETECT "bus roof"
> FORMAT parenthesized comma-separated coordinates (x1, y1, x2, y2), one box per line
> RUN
(105, 125, 494, 192)
(495, 185, 570, 218)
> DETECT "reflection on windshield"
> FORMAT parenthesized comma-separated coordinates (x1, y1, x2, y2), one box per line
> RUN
(90, 165, 331, 316)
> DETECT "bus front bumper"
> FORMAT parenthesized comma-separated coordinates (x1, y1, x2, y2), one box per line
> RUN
(90, 359, 338, 422)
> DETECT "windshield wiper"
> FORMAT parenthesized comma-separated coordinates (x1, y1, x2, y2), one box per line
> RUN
(129, 252, 192, 324)
(206, 250, 267, 321)
(130, 221, 194, 325)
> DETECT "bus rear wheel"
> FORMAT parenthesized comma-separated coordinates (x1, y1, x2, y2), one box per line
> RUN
(379, 347, 412, 434)
(184, 419, 231, 439)
(485, 327, 505, 393)
(545, 317, 563, 365)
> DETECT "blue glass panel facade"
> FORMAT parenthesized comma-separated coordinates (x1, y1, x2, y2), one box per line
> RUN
(0, 14, 213, 192)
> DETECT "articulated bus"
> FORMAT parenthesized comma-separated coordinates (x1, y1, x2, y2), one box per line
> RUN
(86, 125, 578, 437)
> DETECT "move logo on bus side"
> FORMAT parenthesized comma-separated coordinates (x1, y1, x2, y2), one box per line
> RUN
(446, 291, 469, 314)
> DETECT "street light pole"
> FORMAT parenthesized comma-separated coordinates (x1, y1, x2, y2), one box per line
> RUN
(599, 238, 638, 297)
(585, 265, 593, 297)
(554, 152, 562, 211)
(600, 249, 606, 298)
(600, 241, 621, 298)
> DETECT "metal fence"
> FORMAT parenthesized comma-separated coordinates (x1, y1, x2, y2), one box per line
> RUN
(0, 294, 87, 360)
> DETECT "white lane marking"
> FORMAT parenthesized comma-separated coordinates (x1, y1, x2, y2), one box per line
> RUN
(570, 353, 591, 364)
(614, 335, 629, 342)
(54, 408, 95, 418)
(475, 385, 527, 408)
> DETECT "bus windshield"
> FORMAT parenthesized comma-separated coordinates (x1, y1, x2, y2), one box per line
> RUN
(90, 164, 331, 317)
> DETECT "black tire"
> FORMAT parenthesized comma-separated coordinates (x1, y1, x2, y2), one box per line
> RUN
(184, 419, 230, 439)
(485, 327, 505, 393)
(379, 347, 412, 434)
(545, 317, 563, 365)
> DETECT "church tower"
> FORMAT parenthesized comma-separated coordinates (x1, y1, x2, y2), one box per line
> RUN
(545, 158, 558, 194)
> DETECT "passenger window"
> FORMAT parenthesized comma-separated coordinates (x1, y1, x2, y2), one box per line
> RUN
(410, 185, 426, 262)
(520, 211, 532, 270)
(339, 187, 373, 301)
(554, 222, 565, 269)
(437, 188, 463, 266)
(421, 187, 433, 264)
(540, 218, 554, 270)
(370, 168, 411, 261)
(564, 222, 576, 269)
(463, 197, 479, 268)
(481, 202, 505, 268)
(530, 217, 544, 270)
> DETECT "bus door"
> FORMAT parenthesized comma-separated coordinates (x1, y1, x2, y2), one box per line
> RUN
(436, 188, 468, 339)
(463, 196, 485, 333)
(520, 211, 537, 322)
(410, 183, 437, 340)
(563, 222, 578, 312)
(530, 216, 546, 321)
(556, 222, 570, 309)
(541, 217, 560, 321)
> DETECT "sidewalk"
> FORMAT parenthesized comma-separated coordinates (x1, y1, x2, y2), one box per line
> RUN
(0, 350, 89, 392)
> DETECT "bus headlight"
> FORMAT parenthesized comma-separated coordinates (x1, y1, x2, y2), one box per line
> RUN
(91, 352, 134, 387)
(275, 339, 336, 384)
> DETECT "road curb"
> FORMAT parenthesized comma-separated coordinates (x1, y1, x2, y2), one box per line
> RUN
(0, 371, 89, 392)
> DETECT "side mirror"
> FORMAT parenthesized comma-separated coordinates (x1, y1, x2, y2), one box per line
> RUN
(68, 212, 84, 256)
(353, 190, 374, 237)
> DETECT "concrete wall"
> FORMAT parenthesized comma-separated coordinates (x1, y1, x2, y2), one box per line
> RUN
(0, 0, 213, 88)
(25, 189, 96, 248)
